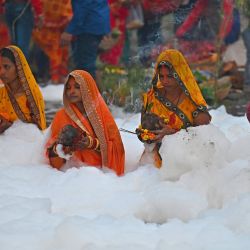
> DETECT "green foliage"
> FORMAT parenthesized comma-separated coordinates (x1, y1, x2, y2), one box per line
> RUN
(192, 70, 208, 84)
(99, 64, 152, 112)
(236, 0, 250, 17)
(199, 85, 216, 106)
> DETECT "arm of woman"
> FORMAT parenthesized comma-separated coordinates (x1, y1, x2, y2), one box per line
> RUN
(47, 143, 67, 170)
(47, 128, 95, 170)
(46, 110, 71, 169)
(193, 111, 211, 126)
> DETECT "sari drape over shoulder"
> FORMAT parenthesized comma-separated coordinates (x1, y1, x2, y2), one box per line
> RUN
(0, 45, 46, 130)
(47, 70, 125, 176)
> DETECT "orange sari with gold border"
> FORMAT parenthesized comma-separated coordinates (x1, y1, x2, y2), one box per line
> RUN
(47, 70, 125, 176)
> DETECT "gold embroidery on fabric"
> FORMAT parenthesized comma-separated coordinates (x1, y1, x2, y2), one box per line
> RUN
(69, 72, 108, 166)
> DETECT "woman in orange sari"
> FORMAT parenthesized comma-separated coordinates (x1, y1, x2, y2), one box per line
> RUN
(137, 49, 211, 167)
(0, 45, 46, 133)
(46, 70, 125, 176)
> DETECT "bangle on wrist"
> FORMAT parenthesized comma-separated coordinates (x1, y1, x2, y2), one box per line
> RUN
(52, 143, 58, 155)
(86, 136, 100, 151)
(87, 135, 94, 148)
(93, 138, 100, 151)
(48, 143, 58, 157)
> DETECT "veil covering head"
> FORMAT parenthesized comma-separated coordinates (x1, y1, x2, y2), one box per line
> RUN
(152, 49, 207, 107)
(63, 70, 125, 176)
(0, 45, 46, 130)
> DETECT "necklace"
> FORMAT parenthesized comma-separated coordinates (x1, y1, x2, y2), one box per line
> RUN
(173, 92, 183, 106)
(164, 89, 183, 107)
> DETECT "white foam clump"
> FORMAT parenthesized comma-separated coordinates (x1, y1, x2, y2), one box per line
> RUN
(160, 124, 230, 181)
(0, 106, 250, 250)
(0, 121, 47, 165)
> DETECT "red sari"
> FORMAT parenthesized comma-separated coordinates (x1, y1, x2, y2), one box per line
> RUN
(99, 0, 129, 65)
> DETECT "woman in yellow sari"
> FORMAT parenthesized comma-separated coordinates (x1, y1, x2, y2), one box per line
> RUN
(0, 45, 46, 133)
(46, 70, 125, 176)
(137, 49, 211, 167)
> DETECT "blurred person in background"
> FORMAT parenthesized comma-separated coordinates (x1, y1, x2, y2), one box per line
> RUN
(0, 0, 43, 60)
(0, 1, 10, 50)
(0, 1, 10, 85)
(99, 0, 130, 66)
(33, 0, 72, 84)
(61, 0, 110, 79)
(246, 102, 250, 123)
(173, 0, 236, 63)
(241, 1, 250, 93)
(137, 0, 180, 66)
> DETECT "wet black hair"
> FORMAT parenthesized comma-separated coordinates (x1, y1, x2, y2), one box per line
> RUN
(0, 48, 15, 64)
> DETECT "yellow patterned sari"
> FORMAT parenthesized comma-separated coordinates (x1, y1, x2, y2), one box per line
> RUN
(141, 49, 209, 167)
(0, 45, 46, 130)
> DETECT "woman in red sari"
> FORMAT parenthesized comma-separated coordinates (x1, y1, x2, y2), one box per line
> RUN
(99, 0, 129, 65)
(46, 70, 125, 176)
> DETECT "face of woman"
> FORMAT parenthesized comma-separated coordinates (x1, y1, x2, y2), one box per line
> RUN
(0, 56, 18, 85)
(65, 76, 82, 103)
(158, 66, 178, 90)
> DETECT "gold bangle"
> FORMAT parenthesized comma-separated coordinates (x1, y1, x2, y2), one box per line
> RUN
(52, 143, 58, 155)
(87, 135, 94, 148)
(94, 138, 100, 151)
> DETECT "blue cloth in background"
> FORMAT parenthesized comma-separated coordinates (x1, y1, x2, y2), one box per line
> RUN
(66, 0, 110, 36)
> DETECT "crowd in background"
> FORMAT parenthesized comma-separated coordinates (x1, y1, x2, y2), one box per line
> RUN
(0, 0, 249, 93)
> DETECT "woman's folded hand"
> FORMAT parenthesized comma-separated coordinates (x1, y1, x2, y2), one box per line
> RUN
(152, 121, 176, 143)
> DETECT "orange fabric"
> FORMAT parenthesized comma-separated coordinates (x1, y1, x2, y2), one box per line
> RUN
(47, 70, 125, 176)
(41, 0, 72, 27)
(32, 0, 72, 81)
(0, 45, 46, 130)
(47, 108, 102, 168)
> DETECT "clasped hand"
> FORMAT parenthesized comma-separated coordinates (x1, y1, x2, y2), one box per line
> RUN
(151, 120, 176, 143)
(57, 125, 90, 153)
